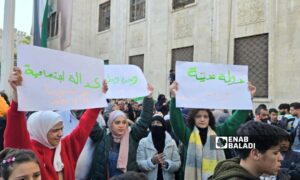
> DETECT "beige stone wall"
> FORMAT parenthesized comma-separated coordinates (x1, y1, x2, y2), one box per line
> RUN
(48, 0, 300, 108)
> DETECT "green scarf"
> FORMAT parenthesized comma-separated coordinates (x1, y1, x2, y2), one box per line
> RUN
(185, 126, 225, 180)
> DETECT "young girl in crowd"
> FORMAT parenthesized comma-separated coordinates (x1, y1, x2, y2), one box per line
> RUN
(88, 85, 154, 179)
(0, 148, 41, 180)
(5, 67, 107, 179)
(169, 81, 256, 180)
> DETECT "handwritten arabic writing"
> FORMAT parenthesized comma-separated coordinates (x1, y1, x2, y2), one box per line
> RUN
(106, 76, 138, 85)
(187, 67, 245, 85)
(24, 64, 102, 89)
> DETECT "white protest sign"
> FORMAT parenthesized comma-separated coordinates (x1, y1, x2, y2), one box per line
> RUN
(17, 45, 107, 111)
(176, 61, 252, 109)
(104, 65, 148, 99)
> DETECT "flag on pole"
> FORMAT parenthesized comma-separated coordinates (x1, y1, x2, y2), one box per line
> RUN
(33, 0, 48, 47)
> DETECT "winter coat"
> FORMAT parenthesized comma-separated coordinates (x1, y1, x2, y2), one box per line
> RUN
(136, 132, 181, 180)
(281, 150, 300, 180)
(208, 158, 259, 180)
(4, 101, 100, 180)
(169, 98, 251, 180)
(89, 97, 154, 180)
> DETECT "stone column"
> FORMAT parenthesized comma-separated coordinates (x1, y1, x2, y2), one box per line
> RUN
(1, 0, 15, 99)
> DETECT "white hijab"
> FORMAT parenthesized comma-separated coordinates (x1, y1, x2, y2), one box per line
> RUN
(27, 111, 64, 172)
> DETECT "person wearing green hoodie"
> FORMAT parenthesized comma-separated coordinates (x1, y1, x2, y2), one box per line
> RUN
(169, 81, 256, 180)
(209, 121, 286, 180)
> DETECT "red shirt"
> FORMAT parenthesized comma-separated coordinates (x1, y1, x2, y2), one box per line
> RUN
(4, 101, 100, 180)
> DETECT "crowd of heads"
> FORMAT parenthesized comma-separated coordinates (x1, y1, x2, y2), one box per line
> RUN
(1, 71, 300, 180)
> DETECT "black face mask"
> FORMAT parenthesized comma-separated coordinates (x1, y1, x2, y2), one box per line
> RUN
(150, 126, 165, 135)
(150, 126, 166, 153)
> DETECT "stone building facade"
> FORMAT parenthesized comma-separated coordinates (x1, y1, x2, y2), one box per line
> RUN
(47, 0, 300, 108)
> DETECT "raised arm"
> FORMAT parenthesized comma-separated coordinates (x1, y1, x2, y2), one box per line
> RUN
(169, 82, 191, 146)
(63, 108, 100, 162)
(62, 80, 108, 162)
(131, 84, 154, 142)
(89, 122, 105, 143)
(4, 67, 32, 149)
(215, 110, 251, 136)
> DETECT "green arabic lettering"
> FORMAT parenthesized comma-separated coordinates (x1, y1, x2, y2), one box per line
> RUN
(195, 72, 206, 82)
(227, 79, 245, 85)
(187, 67, 197, 77)
(24, 64, 35, 76)
(43, 70, 65, 82)
(33, 71, 43, 78)
(68, 72, 82, 85)
(218, 74, 225, 81)
(84, 77, 101, 89)
(208, 74, 216, 80)
(224, 70, 231, 83)
(58, 72, 65, 82)
(187, 66, 245, 85)
(130, 76, 138, 85)
(68, 74, 76, 84)
(226, 70, 236, 84)
(23, 64, 42, 78)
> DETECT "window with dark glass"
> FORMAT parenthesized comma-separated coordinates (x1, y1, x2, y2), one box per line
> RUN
(48, 12, 59, 38)
(129, 54, 144, 71)
(171, 46, 194, 70)
(104, 60, 109, 65)
(98, 1, 111, 32)
(173, 0, 195, 9)
(130, 0, 145, 22)
(234, 34, 269, 98)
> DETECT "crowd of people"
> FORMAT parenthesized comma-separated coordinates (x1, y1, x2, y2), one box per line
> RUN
(0, 67, 299, 180)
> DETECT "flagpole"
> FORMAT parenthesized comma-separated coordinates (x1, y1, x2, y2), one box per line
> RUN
(1, 0, 15, 99)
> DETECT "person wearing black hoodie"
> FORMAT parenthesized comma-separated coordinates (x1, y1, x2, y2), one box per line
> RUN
(279, 131, 300, 180)
(136, 115, 181, 180)
(155, 94, 169, 116)
(209, 121, 286, 180)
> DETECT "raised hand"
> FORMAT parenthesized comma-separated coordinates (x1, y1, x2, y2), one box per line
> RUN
(102, 80, 108, 94)
(8, 67, 23, 102)
(147, 84, 154, 98)
(248, 82, 256, 98)
(170, 81, 178, 97)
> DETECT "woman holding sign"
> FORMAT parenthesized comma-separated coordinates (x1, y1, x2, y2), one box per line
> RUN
(88, 85, 154, 179)
(5, 67, 107, 180)
(169, 81, 256, 180)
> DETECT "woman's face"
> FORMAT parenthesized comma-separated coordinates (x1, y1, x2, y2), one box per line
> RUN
(47, 121, 64, 147)
(194, 110, 209, 128)
(112, 116, 128, 136)
(8, 161, 41, 180)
